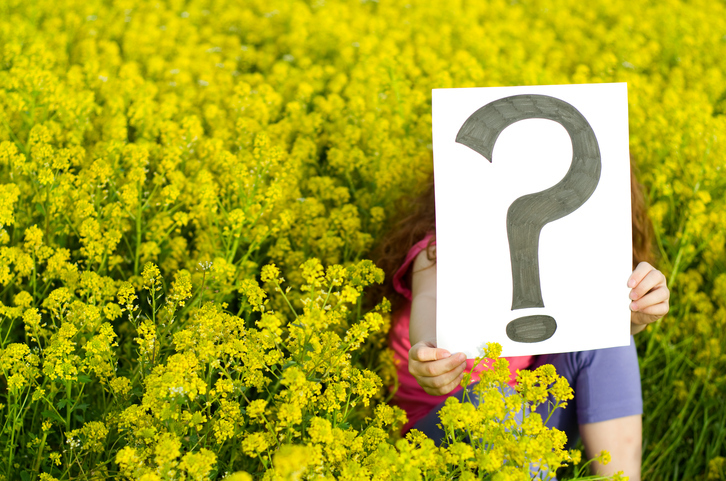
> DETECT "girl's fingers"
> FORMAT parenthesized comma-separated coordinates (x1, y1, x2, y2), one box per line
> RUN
(408, 340, 468, 395)
(410, 351, 467, 378)
(630, 285, 670, 312)
(422, 369, 466, 396)
(410, 343, 451, 363)
(432, 371, 466, 396)
(627, 262, 654, 288)
(418, 361, 467, 392)
(629, 267, 667, 301)
(635, 300, 670, 318)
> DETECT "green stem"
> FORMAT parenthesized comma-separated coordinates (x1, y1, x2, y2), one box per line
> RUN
(67, 383, 86, 422)
(0, 272, 19, 299)
(140, 183, 160, 212)
(275, 280, 298, 318)
(1, 317, 16, 347)
(134, 183, 142, 276)
(151, 285, 157, 326)
(65, 380, 72, 431)
(61, 210, 81, 239)
(6, 388, 32, 476)
(321, 279, 334, 309)
(198, 271, 207, 309)
(32, 430, 49, 473)
(98, 251, 108, 276)
(5, 397, 16, 477)
(0, 115, 28, 157)
(32, 251, 37, 300)
(668, 243, 684, 291)
(33, 278, 54, 310)
(226, 226, 244, 263)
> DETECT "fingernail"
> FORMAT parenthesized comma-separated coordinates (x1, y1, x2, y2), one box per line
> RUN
(457, 353, 466, 362)
(628, 279, 636, 288)
(440, 351, 451, 359)
(630, 302, 637, 311)
(630, 291, 638, 300)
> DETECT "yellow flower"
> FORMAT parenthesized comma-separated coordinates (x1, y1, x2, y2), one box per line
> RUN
(213, 399, 242, 443)
(153, 432, 181, 468)
(708, 457, 725, 480)
(241, 432, 272, 457)
(247, 399, 268, 422)
(273, 444, 316, 480)
(568, 449, 582, 465)
(308, 417, 334, 444)
(0, 183, 21, 227)
(115, 446, 143, 476)
(141, 262, 162, 291)
(67, 421, 108, 453)
(550, 376, 574, 405)
(260, 263, 282, 283)
(239, 278, 268, 312)
(276, 402, 303, 429)
(257, 312, 284, 338)
(110, 376, 132, 397)
(351, 368, 382, 406)
(116, 282, 138, 312)
(103, 302, 122, 321)
(48, 452, 61, 466)
(23, 225, 43, 252)
(179, 448, 217, 481)
(224, 473, 253, 481)
(166, 269, 193, 315)
(14, 251, 33, 278)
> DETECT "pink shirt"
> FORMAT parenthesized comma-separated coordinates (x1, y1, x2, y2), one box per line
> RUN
(389, 233, 534, 433)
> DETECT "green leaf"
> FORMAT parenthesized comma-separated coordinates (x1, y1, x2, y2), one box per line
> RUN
(77, 374, 93, 383)
(42, 410, 66, 426)
(20, 471, 30, 481)
(74, 403, 89, 412)
(56, 399, 68, 410)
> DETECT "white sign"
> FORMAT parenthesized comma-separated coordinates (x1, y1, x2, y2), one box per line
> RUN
(432, 83, 632, 358)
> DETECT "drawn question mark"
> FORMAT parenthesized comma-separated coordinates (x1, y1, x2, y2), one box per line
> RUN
(455, 94, 601, 343)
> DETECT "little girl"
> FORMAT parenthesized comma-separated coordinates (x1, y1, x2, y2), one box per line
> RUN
(375, 167, 670, 480)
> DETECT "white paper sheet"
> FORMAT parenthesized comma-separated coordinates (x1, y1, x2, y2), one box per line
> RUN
(432, 83, 632, 358)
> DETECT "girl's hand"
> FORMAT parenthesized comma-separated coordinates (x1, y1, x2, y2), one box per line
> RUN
(408, 341, 468, 396)
(628, 262, 670, 335)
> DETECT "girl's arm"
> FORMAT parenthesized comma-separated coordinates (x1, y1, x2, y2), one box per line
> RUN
(409, 249, 437, 347)
(408, 250, 467, 396)
(628, 262, 670, 335)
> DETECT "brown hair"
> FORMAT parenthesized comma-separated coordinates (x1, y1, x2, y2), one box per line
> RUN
(630, 164, 655, 268)
(372, 164, 655, 314)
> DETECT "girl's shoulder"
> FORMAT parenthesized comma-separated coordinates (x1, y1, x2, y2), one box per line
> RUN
(392, 232, 436, 301)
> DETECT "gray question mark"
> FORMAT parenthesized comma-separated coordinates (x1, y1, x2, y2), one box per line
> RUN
(455, 94, 601, 343)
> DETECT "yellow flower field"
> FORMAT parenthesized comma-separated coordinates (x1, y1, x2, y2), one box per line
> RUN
(0, 0, 724, 479)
